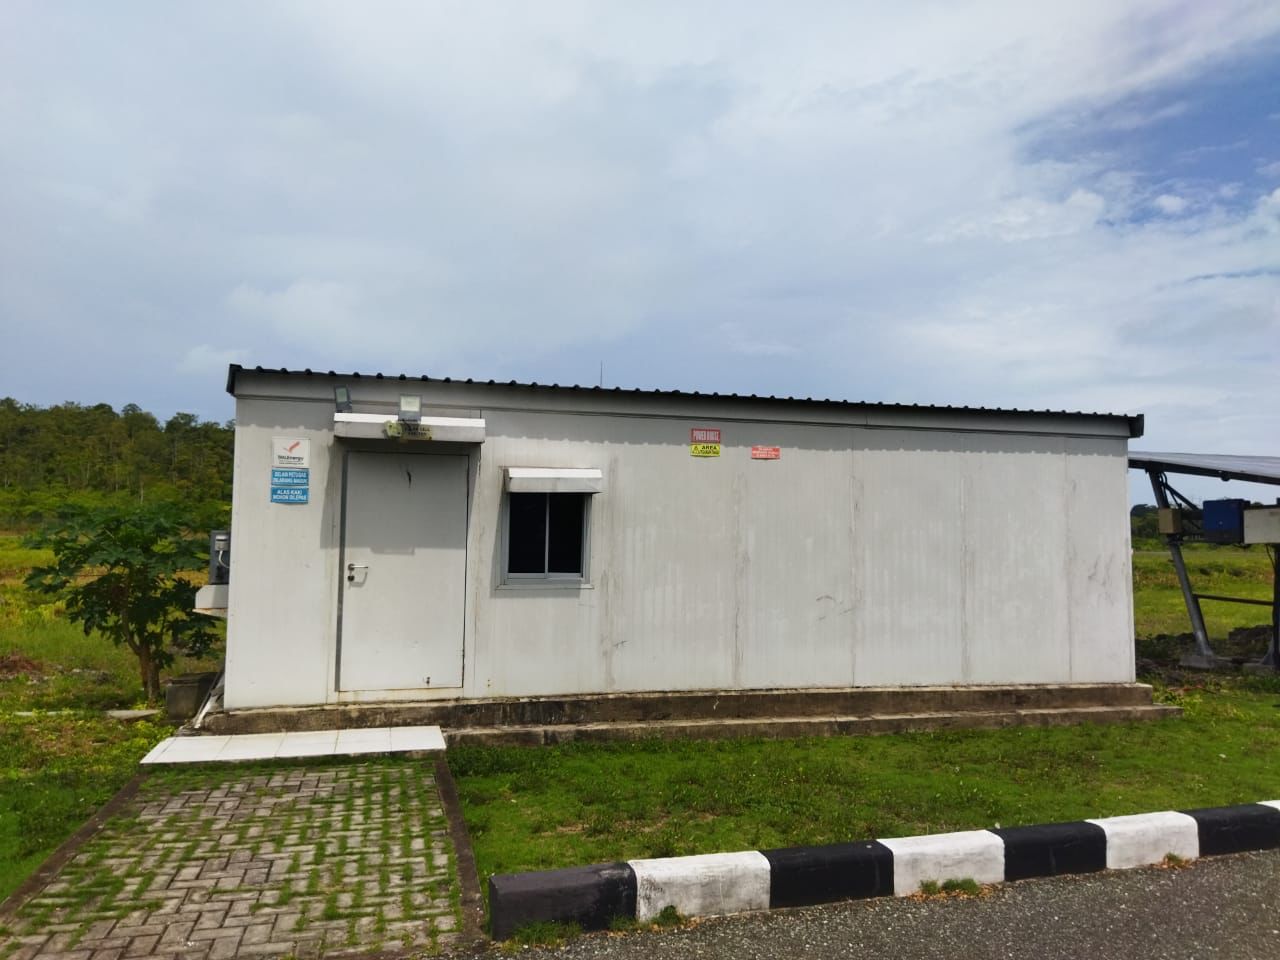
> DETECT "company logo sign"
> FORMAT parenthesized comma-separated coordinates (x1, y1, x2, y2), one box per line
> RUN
(272, 437, 311, 469)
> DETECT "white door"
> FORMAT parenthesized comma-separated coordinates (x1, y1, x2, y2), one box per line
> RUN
(338, 451, 468, 691)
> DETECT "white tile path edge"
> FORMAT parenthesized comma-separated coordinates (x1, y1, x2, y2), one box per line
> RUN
(140, 724, 446, 764)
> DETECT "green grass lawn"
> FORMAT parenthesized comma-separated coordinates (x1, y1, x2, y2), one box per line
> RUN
(452, 676, 1280, 885)
(1132, 542, 1273, 641)
(0, 533, 221, 903)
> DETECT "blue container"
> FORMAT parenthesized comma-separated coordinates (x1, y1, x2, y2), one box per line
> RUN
(1202, 499, 1247, 543)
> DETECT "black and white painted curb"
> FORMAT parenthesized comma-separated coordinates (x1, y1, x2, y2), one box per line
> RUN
(488, 801, 1280, 939)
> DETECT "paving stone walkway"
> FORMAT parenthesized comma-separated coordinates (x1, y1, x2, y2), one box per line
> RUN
(2, 761, 461, 959)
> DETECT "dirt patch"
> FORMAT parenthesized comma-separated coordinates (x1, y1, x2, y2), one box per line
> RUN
(1225, 625, 1276, 657)
(1137, 624, 1275, 671)
(0, 653, 43, 678)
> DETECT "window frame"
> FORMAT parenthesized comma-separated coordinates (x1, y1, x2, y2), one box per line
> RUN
(501, 490, 592, 587)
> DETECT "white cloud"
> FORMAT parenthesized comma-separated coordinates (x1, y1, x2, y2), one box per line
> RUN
(930, 190, 1107, 242)
(227, 280, 364, 343)
(717, 321, 800, 357)
(1105, 100, 1191, 131)
(177, 344, 249, 377)
(1152, 193, 1189, 215)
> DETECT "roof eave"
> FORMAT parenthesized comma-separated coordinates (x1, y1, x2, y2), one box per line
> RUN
(226, 363, 1142, 435)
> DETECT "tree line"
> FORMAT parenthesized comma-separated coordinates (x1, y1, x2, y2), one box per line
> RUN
(0, 398, 233, 526)
(0, 399, 1219, 546)
(1130, 504, 1159, 541)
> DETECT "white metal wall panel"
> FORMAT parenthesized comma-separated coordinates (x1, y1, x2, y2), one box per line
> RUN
(1064, 439, 1136, 682)
(851, 444, 965, 686)
(223, 398, 341, 709)
(959, 438, 1071, 683)
(736, 433, 856, 689)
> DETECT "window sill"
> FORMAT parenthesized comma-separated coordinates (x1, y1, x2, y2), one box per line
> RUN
(497, 580, 593, 591)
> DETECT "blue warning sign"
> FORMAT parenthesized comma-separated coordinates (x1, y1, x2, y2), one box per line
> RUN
(271, 468, 309, 486)
(270, 485, 309, 504)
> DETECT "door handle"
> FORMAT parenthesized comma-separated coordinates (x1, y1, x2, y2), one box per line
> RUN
(347, 563, 368, 583)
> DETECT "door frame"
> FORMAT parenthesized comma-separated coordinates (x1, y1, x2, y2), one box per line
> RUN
(334, 447, 472, 694)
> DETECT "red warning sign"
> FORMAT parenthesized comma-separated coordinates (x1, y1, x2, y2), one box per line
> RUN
(751, 446, 781, 460)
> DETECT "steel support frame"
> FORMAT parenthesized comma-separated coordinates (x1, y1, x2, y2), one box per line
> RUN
(1146, 469, 1215, 661)
(1262, 546, 1280, 669)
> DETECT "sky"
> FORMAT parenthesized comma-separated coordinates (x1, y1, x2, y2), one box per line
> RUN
(1, 1, 1278, 504)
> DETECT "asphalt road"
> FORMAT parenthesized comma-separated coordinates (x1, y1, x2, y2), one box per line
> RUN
(463, 849, 1280, 959)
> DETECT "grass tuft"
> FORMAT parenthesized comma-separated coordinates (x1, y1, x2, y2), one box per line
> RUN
(504, 920, 582, 949)
(920, 877, 981, 897)
(653, 904, 683, 928)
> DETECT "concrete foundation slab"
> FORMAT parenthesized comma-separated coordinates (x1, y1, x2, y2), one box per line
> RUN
(198, 683, 1174, 744)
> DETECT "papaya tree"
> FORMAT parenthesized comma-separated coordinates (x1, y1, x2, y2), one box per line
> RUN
(25, 504, 219, 701)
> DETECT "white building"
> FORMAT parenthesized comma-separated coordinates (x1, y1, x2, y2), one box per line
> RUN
(215, 365, 1143, 713)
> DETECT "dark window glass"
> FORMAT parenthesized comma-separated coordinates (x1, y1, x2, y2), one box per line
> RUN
(506, 491, 587, 577)
(547, 494, 585, 574)
(507, 493, 547, 573)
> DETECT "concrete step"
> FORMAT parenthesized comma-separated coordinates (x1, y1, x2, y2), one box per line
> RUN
(202, 683, 1163, 735)
(444, 704, 1182, 747)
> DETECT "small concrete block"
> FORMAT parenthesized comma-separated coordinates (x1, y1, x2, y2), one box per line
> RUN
(1087, 811, 1200, 869)
(1182, 804, 1280, 856)
(208, 935, 243, 960)
(335, 727, 392, 755)
(45, 933, 79, 952)
(879, 829, 1005, 896)
(274, 731, 338, 759)
(123, 935, 160, 956)
(160, 916, 200, 942)
(84, 919, 117, 940)
(1179, 654, 1233, 670)
(762, 841, 894, 907)
(992, 821, 1107, 881)
(152, 737, 231, 764)
(236, 941, 299, 956)
(628, 851, 771, 922)
(489, 862, 636, 940)
(108, 709, 161, 722)
(216, 733, 286, 762)
(389, 725, 446, 753)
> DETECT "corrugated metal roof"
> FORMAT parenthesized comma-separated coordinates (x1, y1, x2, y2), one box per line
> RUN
(226, 364, 1145, 436)
(1129, 452, 1280, 486)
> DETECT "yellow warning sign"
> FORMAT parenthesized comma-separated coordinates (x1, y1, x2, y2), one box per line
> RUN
(690, 443, 721, 457)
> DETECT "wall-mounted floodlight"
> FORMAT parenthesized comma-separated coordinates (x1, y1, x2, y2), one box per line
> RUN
(334, 386, 352, 413)
(398, 394, 422, 422)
